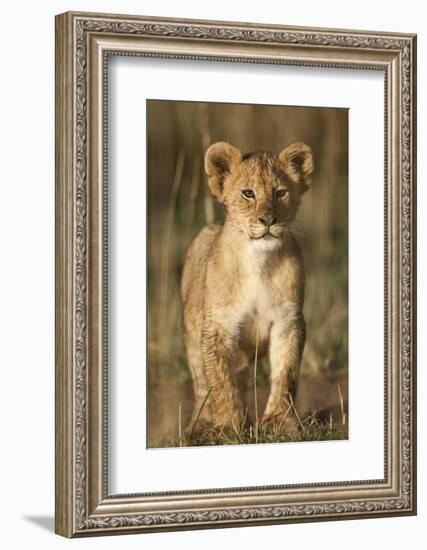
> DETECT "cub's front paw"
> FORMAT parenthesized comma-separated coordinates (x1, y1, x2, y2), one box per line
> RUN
(186, 416, 213, 437)
(262, 410, 300, 439)
(213, 411, 245, 434)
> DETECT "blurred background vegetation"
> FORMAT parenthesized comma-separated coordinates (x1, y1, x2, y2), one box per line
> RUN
(147, 99, 348, 447)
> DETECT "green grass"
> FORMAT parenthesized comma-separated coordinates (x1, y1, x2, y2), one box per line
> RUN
(159, 412, 348, 448)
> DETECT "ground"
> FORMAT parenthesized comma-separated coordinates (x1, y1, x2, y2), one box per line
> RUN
(148, 372, 348, 447)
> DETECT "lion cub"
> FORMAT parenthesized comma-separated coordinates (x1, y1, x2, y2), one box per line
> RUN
(181, 141, 314, 433)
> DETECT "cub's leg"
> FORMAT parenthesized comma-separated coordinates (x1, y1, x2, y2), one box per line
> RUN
(262, 316, 305, 431)
(183, 326, 213, 434)
(201, 321, 245, 432)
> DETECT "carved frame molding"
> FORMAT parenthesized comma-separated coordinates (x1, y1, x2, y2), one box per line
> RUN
(55, 11, 416, 537)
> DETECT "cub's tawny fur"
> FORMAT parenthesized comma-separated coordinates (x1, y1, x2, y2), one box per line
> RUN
(181, 141, 314, 433)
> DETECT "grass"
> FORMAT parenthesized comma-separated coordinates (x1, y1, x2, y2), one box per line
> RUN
(161, 411, 348, 448)
(160, 370, 348, 448)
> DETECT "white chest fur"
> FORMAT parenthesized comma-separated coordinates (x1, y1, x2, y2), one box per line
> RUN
(241, 241, 283, 334)
(220, 239, 299, 347)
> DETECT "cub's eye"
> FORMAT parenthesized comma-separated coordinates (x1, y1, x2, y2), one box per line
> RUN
(242, 189, 255, 199)
(275, 188, 288, 199)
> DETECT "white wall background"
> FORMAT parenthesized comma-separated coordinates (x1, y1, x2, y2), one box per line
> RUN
(0, 1, 424, 548)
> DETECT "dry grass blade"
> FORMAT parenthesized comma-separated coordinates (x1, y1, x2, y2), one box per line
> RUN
(204, 192, 215, 224)
(286, 393, 306, 433)
(178, 401, 182, 447)
(158, 150, 185, 346)
(186, 155, 201, 235)
(188, 387, 213, 442)
(253, 323, 260, 443)
(337, 383, 346, 426)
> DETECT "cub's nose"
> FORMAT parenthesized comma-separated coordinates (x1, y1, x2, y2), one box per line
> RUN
(258, 215, 277, 227)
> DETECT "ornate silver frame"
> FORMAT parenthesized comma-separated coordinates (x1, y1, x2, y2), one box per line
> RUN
(55, 11, 417, 537)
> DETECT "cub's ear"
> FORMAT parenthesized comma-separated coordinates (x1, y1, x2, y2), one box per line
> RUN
(205, 142, 242, 202)
(279, 142, 314, 195)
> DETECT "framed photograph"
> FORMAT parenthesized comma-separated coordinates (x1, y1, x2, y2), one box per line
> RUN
(55, 11, 417, 537)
